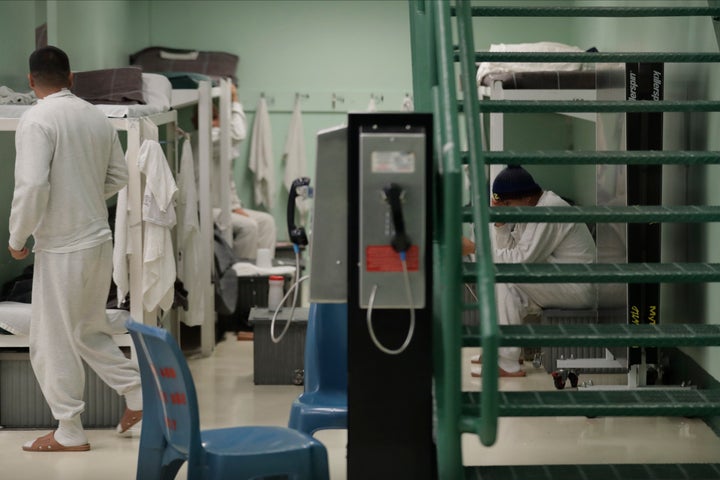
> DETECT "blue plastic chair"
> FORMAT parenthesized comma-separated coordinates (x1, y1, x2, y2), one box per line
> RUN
(126, 320, 329, 480)
(288, 303, 348, 435)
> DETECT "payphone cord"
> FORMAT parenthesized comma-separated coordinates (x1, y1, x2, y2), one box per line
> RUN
(272, 178, 311, 344)
(270, 244, 310, 343)
(366, 250, 416, 355)
(270, 243, 309, 343)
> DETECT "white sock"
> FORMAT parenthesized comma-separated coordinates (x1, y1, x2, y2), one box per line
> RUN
(124, 386, 143, 411)
(54, 416, 88, 446)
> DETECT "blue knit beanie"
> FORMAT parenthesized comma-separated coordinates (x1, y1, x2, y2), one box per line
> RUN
(492, 165, 542, 201)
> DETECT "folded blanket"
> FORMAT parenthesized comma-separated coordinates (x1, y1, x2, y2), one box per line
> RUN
(71, 67, 145, 105)
(130, 46, 239, 84)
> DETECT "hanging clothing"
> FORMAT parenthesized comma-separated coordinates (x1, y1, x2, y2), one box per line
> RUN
(176, 137, 204, 326)
(366, 96, 377, 112)
(137, 139, 178, 312)
(112, 117, 159, 306)
(282, 97, 306, 191)
(112, 184, 130, 305)
(248, 97, 275, 209)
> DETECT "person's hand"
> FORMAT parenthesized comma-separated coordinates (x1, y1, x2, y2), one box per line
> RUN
(490, 197, 506, 227)
(8, 245, 29, 260)
(461, 237, 475, 256)
(233, 208, 249, 217)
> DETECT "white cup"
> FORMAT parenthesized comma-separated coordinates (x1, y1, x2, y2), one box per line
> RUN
(256, 248, 272, 269)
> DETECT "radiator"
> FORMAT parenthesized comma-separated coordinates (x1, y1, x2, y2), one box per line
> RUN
(0, 350, 125, 428)
(540, 309, 626, 374)
(462, 284, 625, 373)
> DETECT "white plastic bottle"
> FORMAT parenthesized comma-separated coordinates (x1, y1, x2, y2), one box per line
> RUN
(268, 275, 285, 312)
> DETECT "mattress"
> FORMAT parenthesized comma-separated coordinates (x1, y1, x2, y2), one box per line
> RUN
(480, 70, 597, 90)
(0, 72, 171, 120)
(0, 301, 129, 336)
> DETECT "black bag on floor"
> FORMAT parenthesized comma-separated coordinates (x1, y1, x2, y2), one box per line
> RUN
(213, 226, 239, 316)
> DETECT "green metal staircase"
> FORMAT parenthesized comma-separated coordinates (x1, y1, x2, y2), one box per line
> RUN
(408, 2, 720, 479)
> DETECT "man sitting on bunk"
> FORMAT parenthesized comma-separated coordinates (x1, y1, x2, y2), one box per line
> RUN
(194, 83, 277, 261)
(8, 46, 142, 452)
(462, 165, 596, 377)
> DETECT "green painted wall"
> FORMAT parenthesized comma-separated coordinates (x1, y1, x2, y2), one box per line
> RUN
(49, 0, 150, 71)
(0, 1, 40, 284)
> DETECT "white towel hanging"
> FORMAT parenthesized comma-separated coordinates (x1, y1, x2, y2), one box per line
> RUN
(248, 97, 275, 209)
(282, 97, 306, 191)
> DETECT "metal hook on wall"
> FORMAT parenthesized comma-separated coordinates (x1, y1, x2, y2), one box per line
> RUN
(260, 92, 275, 106)
(370, 93, 384, 104)
(332, 92, 345, 110)
(295, 92, 310, 101)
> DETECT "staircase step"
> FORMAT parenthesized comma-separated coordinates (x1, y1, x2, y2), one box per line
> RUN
(461, 205, 720, 224)
(461, 389, 720, 418)
(460, 6, 720, 18)
(462, 262, 720, 284)
(464, 463, 720, 480)
(472, 150, 720, 166)
(461, 324, 720, 348)
(462, 100, 720, 114)
(468, 51, 720, 63)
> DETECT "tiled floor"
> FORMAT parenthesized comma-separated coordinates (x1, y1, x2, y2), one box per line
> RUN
(2, 338, 720, 480)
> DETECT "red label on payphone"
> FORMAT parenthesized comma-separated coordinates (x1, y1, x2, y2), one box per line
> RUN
(365, 245, 419, 272)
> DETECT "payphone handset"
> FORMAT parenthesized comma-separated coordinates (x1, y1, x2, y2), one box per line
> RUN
(287, 176, 311, 248)
(382, 183, 412, 255)
(271, 176, 312, 344)
(359, 127, 427, 354)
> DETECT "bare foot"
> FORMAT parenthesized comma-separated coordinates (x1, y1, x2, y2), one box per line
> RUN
(471, 355, 523, 365)
(499, 367, 526, 377)
(470, 366, 526, 378)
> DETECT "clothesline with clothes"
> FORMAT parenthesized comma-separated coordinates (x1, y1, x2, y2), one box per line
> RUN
(239, 90, 414, 114)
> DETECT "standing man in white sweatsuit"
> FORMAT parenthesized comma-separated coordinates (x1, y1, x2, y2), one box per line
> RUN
(8, 46, 142, 452)
(464, 165, 596, 377)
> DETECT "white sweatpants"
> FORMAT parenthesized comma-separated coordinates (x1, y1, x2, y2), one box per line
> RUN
(30, 240, 141, 421)
(496, 281, 595, 373)
(230, 209, 277, 260)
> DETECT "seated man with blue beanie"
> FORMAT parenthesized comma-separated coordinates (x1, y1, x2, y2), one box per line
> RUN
(465, 165, 596, 377)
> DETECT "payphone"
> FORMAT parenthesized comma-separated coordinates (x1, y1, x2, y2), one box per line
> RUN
(347, 113, 434, 480)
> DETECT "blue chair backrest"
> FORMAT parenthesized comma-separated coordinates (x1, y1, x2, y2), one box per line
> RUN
(127, 321, 202, 459)
(304, 303, 347, 394)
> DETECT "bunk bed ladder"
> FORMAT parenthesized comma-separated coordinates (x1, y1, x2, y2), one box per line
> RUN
(409, 2, 720, 479)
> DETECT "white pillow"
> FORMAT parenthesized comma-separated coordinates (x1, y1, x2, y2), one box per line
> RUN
(159, 50, 199, 61)
(142, 73, 172, 110)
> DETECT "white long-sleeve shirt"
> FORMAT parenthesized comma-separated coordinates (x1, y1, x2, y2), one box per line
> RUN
(198, 101, 248, 211)
(493, 190, 595, 264)
(9, 89, 127, 253)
